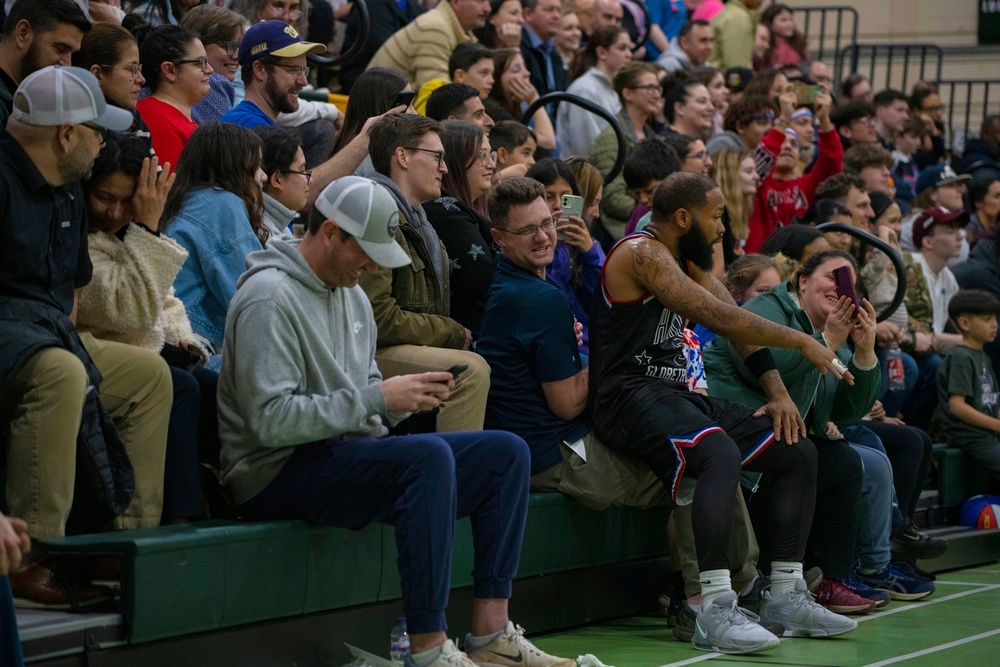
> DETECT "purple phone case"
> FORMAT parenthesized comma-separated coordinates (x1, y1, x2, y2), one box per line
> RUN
(833, 266, 859, 314)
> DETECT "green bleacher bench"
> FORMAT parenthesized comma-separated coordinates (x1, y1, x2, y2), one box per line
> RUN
(36, 493, 670, 645)
(932, 443, 994, 509)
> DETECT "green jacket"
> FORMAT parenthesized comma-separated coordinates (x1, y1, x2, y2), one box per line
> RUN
(703, 282, 880, 439)
(590, 109, 645, 240)
(358, 208, 466, 350)
(708, 0, 758, 71)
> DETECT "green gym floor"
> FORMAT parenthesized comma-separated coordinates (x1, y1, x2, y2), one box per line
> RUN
(530, 563, 1000, 667)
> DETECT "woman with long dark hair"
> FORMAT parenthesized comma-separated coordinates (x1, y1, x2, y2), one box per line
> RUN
(163, 124, 268, 364)
(423, 121, 498, 336)
(485, 49, 556, 152)
(135, 23, 213, 169)
(526, 158, 605, 354)
(331, 67, 412, 175)
(558, 25, 631, 159)
(79, 133, 220, 523)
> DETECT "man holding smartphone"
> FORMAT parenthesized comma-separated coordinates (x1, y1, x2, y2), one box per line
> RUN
(219, 176, 575, 667)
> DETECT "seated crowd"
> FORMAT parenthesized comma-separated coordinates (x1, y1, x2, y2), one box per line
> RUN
(4, 0, 1000, 664)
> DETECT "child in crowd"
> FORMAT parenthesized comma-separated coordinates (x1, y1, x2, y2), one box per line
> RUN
(758, 3, 808, 69)
(938, 289, 1000, 484)
(892, 117, 929, 213)
(491, 120, 538, 180)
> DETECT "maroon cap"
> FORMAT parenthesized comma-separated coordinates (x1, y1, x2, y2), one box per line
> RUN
(911, 206, 970, 248)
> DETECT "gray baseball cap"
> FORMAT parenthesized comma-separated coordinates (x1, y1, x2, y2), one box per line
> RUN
(12, 66, 133, 131)
(314, 177, 411, 269)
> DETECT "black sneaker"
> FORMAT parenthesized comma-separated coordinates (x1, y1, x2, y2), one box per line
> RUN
(890, 521, 948, 560)
(673, 600, 784, 642)
(659, 594, 683, 627)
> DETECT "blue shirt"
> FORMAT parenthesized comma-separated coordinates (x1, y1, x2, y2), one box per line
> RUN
(220, 100, 277, 129)
(646, 0, 687, 61)
(478, 256, 589, 475)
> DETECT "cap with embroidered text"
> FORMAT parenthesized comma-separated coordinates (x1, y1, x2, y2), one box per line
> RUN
(238, 20, 327, 65)
(314, 177, 411, 269)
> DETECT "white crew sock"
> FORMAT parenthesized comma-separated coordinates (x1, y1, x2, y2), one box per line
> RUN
(770, 561, 803, 596)
(699, 568, 732, 609)
(410, 645, 444, 666)
(466, 629, 503, 649)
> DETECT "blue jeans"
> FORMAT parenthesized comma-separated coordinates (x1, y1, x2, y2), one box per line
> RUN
(1, 577, 24, 667)
(849, 440, 894, 572)
(237, 430, 530, 634)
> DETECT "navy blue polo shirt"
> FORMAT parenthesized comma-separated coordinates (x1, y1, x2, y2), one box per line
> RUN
(478, 255, 589, 475)
(0, 127, 90, 314)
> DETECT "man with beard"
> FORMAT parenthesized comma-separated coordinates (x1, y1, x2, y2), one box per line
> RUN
(590, 171, 859, 653)
(1, 66, 172, 607)
(221, 21, 327, 130)
(745, 87, 842, 253)
(0, 0, 91, 124)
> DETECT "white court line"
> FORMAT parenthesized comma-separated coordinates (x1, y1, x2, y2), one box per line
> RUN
(857, 583, 1000, 622)
(861, 627, 1000, 666)
(656, 583, 1000, 667)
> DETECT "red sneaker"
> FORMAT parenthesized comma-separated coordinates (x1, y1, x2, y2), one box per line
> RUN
(813, 579, 877, 615)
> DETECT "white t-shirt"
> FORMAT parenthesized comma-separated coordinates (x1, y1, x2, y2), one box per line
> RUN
(910, 252, 960, 334)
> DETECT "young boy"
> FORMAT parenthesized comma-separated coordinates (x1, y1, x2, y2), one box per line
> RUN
(415, 43, 495, 115)
(938, 288, 1000, 484)
(891, 117, 928, 213)
(623, 136, 682, 234)
(490, 120, 537, 180)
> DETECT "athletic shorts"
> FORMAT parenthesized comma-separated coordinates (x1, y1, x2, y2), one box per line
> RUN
(593, 384, 776, 499)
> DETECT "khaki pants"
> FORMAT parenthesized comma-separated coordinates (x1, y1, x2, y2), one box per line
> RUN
(3, 333, 172, 538)
(531, 433, 758, 597)
(375, 345, 490, 432)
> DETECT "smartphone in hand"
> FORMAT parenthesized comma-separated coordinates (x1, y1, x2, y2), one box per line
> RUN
(447, 363, 469, 379)
(392, 90, 416, 109)
(833, 265, 859, 318)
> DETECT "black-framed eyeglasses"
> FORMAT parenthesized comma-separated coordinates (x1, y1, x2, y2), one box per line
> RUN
(208, 40, 241, 57)
(173, 57, 211, 73)
(281, 168, 313, 184)
(404, 146, 445, 168)
(269, 62, 310, 78)
(103, 62, 142, 79)
(80, 121, 108, 142)
(478, 150, 497, 167)
(496, 218, 556, 238)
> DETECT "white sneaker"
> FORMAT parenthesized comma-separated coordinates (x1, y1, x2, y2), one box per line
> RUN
(759, 578, 858, 637)
(692, 591, 781, 654)
(465, 621, 575, 667)
(406, 640, 478, 667)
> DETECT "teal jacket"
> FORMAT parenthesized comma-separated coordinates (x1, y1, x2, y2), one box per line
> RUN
(703, 282, 880, 440)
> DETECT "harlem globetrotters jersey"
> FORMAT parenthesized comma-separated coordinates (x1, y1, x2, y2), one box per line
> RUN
(589, 231, 690, 410)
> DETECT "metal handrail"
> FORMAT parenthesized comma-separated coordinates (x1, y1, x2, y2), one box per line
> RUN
(835, 43, 943, 95)
(794, 5, 859, 64)
(307, 0, 370, 69)
(521, 92, 627, 185)
(815, 223, 905, 322)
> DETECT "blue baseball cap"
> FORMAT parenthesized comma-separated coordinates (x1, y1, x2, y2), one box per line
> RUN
(915, 164, 970, 195)
(238, 21, 327, 65)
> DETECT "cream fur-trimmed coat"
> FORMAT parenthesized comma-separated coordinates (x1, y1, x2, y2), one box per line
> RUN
(77, 224, 208, 360)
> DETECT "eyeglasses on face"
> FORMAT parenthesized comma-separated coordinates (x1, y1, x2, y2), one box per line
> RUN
(403, 146, 446, 168)
(281, 168, 313, 183)
(497, 218, 556, 238)
(208, 40, 241, 57)
(173, 57, 211, 73)
(269, 63, 310, 79)
(103, 62, 142, 79)
(477, 150, 497, 167)
(80, 121, 108, 142)
(268, 3, 302, 20)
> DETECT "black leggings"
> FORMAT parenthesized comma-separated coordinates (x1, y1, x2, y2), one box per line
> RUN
(684, 432, 817, 572)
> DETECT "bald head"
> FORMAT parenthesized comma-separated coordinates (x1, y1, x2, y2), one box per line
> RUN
(591, 0, 623, 29)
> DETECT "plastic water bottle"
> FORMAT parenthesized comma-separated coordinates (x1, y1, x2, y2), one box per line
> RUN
(887, 342, 906, 392)
(390, 616, 410, 665)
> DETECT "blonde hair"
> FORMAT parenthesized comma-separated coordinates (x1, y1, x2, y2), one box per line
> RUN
(710, 148, 754, 242)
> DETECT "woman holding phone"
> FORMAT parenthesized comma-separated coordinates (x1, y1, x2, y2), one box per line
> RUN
(526, 159, 605, 354)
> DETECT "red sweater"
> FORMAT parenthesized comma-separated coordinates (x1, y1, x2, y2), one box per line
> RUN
(136, 96, 197, 172)
(744, 128, 843, 254)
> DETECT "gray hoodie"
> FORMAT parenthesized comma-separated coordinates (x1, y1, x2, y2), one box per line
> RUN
(655, 40, 693, 74)
(218, 236, 406, 504)
(262, 193, 296, 242)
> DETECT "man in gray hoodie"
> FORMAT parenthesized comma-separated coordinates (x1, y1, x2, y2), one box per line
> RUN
(218, 176, 575, 667)
(655, 20, 714, 74)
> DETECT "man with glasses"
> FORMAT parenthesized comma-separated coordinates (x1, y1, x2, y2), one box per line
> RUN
(0, 0, 91, 123)
(360, 113, 493, 434)
(1, 66, 172, 607)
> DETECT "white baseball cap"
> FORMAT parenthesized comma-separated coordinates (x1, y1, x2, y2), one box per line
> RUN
(12, 66, 132, 131)
(314, 177, 411, 269)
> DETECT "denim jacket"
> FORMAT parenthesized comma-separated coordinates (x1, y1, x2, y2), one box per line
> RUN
(167, 188, 263, 349)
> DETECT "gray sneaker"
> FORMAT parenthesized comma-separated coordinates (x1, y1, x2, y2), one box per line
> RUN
(692, 591, 781, 654)
(759, 579, 858, 638)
